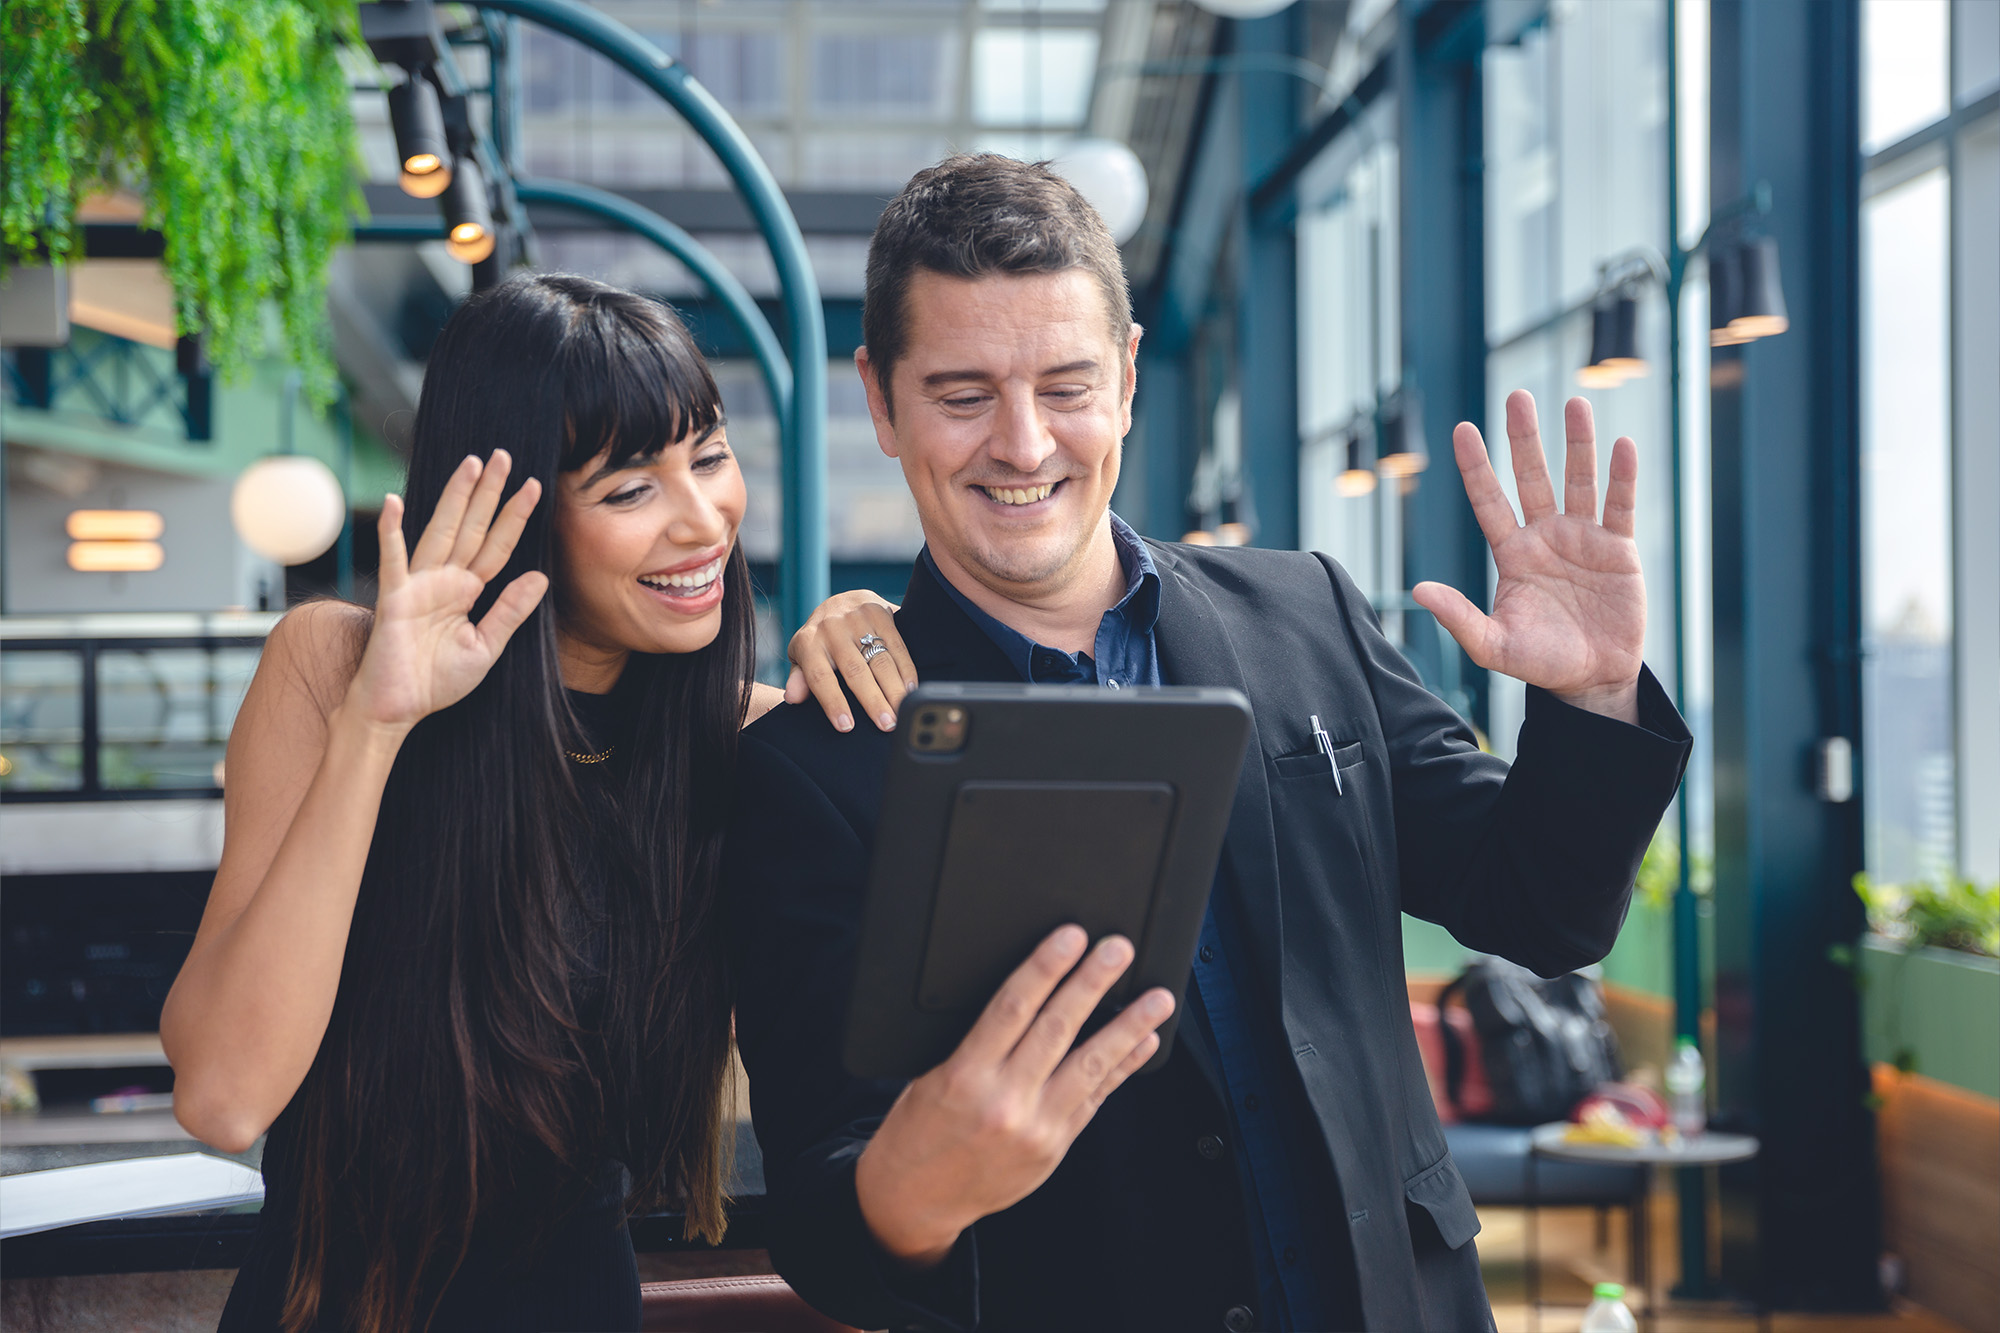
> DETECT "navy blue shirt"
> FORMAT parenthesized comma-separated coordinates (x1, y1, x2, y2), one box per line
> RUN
(919, 517, 1352, 1332)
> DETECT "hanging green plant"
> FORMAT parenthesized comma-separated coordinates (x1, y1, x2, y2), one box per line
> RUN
(2, 0, 365, 406)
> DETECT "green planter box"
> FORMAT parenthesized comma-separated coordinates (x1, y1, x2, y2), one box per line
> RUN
(1861, 935, 2000, 1100)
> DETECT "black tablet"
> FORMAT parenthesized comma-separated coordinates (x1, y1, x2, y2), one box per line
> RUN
(843, 683, 1254, 1080)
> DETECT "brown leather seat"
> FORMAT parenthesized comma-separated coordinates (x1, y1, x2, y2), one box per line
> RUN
(638, 1275, 866, 1333)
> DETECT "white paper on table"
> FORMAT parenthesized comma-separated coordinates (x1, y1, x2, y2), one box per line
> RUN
(0, 1152, 265, 1238)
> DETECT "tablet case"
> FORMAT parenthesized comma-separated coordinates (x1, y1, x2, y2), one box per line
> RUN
(843, 684, 1253, 1080)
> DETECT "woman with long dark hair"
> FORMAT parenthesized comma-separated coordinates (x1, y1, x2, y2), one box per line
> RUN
(161, 273, 913, 1332)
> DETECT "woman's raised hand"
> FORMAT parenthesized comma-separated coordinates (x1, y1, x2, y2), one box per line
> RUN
(785, 590, 917, 733)
(344, 451, 549, 734)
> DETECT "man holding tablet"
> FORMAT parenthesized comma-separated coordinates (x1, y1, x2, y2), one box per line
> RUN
(725, 154, 1690, 1333)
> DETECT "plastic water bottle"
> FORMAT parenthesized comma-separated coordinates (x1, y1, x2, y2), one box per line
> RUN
(1666, 1037, 1707, 1139)
(1580, 1282, 1639, 1333)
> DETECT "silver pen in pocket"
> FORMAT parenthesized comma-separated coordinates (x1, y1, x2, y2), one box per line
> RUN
(1310, 714, 1343, 795)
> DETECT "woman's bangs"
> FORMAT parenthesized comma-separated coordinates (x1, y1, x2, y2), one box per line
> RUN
(558, 307, 722, 476)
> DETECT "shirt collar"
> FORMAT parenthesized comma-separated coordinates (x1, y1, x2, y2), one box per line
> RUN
(919, 512, 1160, 680)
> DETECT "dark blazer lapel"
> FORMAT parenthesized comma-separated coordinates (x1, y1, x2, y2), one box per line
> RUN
(1147, 541, 1285, 991)
(894, 555, 1029, 684)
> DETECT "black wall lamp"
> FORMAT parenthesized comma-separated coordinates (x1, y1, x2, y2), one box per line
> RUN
(441, 157, 496, 264)
(1708, 234, 1790, 346)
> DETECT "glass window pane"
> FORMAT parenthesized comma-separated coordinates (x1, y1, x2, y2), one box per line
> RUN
(1957, 0, 2000, 104)
(0, 650, 85, 792)
(1861, 167, 1955, 882)
(96, 647, 261, 791)
(972, 28, 1098, 128)
(814, 33, 955, 120)
(1864, 0, 1949, 153)
(1484, 27, 1556, 340)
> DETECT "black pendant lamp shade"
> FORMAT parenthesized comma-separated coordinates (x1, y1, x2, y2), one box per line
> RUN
(1338, 430, 1377, 497)
(390, 70, 452, 197)
(1727, 235, 1789, 341)
(441, 157, 495, 264)
(1377, 391, 1428, 479)
(1709, 242, 1744, 345)
(1580, 293, 1643, 387)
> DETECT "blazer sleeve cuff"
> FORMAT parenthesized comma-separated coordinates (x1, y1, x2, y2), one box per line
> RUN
(1523, 664, 1692, 791)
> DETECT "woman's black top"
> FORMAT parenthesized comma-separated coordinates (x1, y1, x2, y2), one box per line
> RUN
(217, 687, 643, 1332)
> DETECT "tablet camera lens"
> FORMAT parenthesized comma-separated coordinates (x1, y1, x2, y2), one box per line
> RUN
(916, 730, 936, 747)
(909, 706, 969, 753)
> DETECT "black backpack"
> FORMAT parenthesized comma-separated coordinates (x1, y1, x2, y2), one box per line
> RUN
(1436, 958, 1622, 1124)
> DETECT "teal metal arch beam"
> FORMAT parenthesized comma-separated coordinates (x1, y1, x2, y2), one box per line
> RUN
(511, 178, 793, 423)
(469, 0, 829, 636)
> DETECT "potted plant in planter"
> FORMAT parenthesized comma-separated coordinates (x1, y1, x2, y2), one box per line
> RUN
(1853, 873, 2000, 1100)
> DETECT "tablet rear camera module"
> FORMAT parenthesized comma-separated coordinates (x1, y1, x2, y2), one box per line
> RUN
(910, 706, 968, 754)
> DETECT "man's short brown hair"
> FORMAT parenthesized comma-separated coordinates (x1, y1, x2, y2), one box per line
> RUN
(862, 153, 1134, 407)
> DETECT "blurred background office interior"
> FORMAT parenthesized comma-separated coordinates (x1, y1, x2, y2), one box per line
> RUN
(0, 1, 1994, 1330)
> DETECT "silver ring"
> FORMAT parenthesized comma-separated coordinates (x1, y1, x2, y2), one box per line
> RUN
(857, 633, 888, 663)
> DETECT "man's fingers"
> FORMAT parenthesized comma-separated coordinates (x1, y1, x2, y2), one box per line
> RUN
(1062, 1029, 1162, 1141)
(467, 475, 541, 583)
(411, 454, 481, 571)
(474, 570, 549, 656)
(1563, 397, 1599, 520)
(784, 665, 809, 706)
(1412, 581, 1499, 670)
(1046, 987, 1171, 1122)
(449, 449, 514, 569)
(1603, 437, 1640, 538)
(377, 495, 410, 592)
(1005, 935, 1136, 1085)
(952, 925, 1089, 1068)
(1505, 390, 1559, 522)
(1451, 422, 1521, 551)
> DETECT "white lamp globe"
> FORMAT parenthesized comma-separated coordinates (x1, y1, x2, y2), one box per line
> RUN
(1049, 138, 1150, 245)
(1193, 0, 1295, 17)
(231, 456, 347, 566)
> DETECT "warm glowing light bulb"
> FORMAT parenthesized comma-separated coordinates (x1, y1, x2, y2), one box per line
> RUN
(1182, 530, 1218, 545)
(405, 152, 442, 176)
(66, 509, 164, 541)
(1726, 313, 1789, 340)
(1576, 362, 1628, 389)
(1337, 469, 1378, 497)
(445, 224, 495, 264)
(68, 541, 166, 572)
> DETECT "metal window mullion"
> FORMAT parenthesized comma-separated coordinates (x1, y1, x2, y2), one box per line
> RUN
(80, 642, 101, 795)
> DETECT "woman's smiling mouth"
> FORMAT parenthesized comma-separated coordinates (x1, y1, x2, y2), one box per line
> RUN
(636, 551, 727, 612)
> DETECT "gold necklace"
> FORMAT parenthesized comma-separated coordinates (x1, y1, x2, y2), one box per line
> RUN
(565, 744, 616, 764)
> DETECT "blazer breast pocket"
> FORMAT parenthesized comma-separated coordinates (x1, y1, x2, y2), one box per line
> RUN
(1271, 739, 1365, 782)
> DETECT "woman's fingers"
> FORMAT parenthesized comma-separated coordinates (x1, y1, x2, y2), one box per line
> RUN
(864, 603, 920, 704)
(821, 631, 895, 732)
(467, 476, 542, 583)
(473, 570, 550, 657)
(447, 450, 513, 569)
(410, 455, 482, 572)
(377, 495, 410, 593)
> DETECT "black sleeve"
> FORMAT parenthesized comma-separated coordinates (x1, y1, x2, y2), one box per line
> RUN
(1314, 553, 1693, 977)
(726, 729, 981, 1332)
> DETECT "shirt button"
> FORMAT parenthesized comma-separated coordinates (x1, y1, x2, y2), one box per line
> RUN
(1223, 1305, 1255, 1333)
(1196, 1134, 1225, 1160)
(1282, 1245, 1299, 1266)
(1107, 678, 1121, 689)
(1243, 1094, 1261, 1112)
(1199, 944, 1216, 964)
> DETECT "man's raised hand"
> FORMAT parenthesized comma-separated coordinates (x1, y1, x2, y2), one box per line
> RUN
(1411, 391, 1646, 724)
(342, 451, 549, 735)
(853, 926, 1174, 1270)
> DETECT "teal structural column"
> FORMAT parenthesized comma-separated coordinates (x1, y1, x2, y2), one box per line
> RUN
(470, 0, 828, 636)
(1235, 10, 1301, 550)
(1394, 1, 1491, 732)
(1708, 0, 1880, 1309)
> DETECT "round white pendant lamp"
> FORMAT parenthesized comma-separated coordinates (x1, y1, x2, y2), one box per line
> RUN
(1193, 0, 1295, 18)
(1049, 138, 1151, 245)
(231, 455, 347, 566)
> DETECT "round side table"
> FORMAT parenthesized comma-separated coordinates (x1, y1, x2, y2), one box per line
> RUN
(1527, 1123, 1760, 1332)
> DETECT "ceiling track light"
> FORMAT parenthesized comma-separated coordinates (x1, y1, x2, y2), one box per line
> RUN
(389, 69, 452, 198)
(441, 157, 496, 265)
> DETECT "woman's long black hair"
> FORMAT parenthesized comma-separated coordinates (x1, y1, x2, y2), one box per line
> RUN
(282, 274, 753, 1333)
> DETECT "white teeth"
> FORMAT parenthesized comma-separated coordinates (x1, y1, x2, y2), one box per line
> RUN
(638, 556, 724, 593)
(983, 483, 1055, 506)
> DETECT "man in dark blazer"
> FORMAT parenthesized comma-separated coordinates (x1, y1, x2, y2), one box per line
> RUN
(726, 154, 1690, 1333)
